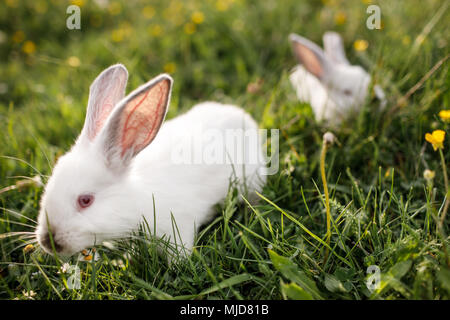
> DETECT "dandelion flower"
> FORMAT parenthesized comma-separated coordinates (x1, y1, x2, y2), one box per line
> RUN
(22, 41, 36, 54)
(12, 31, 25, 43)
(34, 0, 48, 14)
(191, 11, 205, 24)
(334, 11, 347, 25)
(384, 167, 392, 178)
(164, 62, 176, 74)
(70, 0, 85, 7)
(148, 24, 162, 37)
(425, 129, 446, 151)
(67, 56, 81, 67)
(354, 40, 369, 52)
(111, 29, 124, 42)
(216, 0, 230, 11)
(108, 1, 122, 15)
(184, 22, 196, 35)
(143, 6, 155, 19)
(23, 244, 34, 253)
(438, 110, 450, 122)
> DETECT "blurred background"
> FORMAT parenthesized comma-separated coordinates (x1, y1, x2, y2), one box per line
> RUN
(0, 0, 447, 169)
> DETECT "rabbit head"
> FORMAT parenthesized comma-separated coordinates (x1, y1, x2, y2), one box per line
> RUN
(36, 64, 173, 255)
(289, 32, 372, 124)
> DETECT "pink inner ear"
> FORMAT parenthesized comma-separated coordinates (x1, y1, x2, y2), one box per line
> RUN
(91, 99, 114, 141)
(294, 42, 323, 78)
(88, 73, 127, 141)
(119, 80, 169, 157)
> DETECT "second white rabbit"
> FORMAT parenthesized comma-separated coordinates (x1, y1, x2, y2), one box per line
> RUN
(289, 32, 384, 126)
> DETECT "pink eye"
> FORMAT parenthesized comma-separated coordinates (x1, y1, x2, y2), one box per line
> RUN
(77, 194, 94, 209)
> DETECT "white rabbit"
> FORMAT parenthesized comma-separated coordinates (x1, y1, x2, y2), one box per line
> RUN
(36, 64, 266, 256)
(289, 32, 384, 126)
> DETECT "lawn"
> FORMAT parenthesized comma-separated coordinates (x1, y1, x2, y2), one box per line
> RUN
(0, 0, 449, 300)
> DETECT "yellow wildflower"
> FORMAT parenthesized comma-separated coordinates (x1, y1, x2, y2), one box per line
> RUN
(34, 0, 48, 14)
(149, 24, 162, 37)
(111, 29, 124, 42)
(12, 31, 25, 43)
(425, 129, 446, 151)
(71, 0, 85, 7)
(67, 56, 81, 67)
(384, 167, 392, 178)
(334, 11, 347, 25)
(184, 22, 196, 35)
(143, 6, 155, 19)
(354, 40, 369, 51)
(216, 0, 230, 11)
(438, 110, 450, 122)
(111, 24, 132, 42)
(22, 41, 36, 54)
(108, 1, 122, 15)
(23, 244, 34, 253)
(164, 62, 176, 74)
(191, 11, 205, 24)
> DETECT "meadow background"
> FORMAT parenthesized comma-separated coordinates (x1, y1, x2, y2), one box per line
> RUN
(0, 0, 449, 300)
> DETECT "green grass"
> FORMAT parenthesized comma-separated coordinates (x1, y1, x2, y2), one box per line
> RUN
(0, 0, 449, 300)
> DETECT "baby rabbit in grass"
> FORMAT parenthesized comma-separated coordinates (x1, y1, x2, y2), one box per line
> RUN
(289, 31, 385, 126)
(36, 64, 266, 256)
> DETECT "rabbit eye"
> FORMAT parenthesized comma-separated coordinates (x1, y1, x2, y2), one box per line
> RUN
(77, 194, 94, 209)
(343, 89, 352, 96)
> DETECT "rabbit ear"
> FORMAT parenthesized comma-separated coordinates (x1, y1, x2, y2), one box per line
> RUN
(323, 31, 349, 65)
(81, 64, 128, 142)
(289, 33, 333, 81)
(98, 74, 173, 170)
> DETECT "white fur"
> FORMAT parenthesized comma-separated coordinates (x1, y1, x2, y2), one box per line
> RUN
(289, 32, 378, 126)
(36, 66, 266, 256)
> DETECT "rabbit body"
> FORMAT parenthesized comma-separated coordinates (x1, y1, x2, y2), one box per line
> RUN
(131, 102, 265, 251)
(36, 66, 266, 256)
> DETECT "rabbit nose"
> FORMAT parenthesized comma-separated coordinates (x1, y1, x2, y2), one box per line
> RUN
(40, 231, 63, 252)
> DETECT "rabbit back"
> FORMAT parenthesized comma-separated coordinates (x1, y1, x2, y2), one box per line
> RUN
(132, 102, 266, 247)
